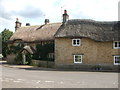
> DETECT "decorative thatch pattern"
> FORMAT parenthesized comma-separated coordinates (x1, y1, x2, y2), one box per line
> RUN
(55, 19, 120, 41)
(10, 23, 61, 42)
(23, 45, 35, 54)
(19, 45, 36, 54)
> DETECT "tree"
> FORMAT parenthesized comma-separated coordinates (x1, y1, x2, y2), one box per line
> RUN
(2, 28, 13, 58)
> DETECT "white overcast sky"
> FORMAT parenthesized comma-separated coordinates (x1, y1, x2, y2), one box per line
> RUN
(0, 0, 119, 32)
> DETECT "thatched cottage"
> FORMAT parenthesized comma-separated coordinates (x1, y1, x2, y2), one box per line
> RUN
(54, 18, 120, 69)
(8, 18, 61, 64)
(9, 10, 120, 70)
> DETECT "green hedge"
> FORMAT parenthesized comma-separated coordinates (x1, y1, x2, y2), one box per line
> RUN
(32, 43, 54, 61)
(8, 43, 24, 54)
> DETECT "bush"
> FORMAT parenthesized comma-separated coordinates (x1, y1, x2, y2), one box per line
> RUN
(26, 53, 32, 65)
(32, 43, 54, 61)
(9, 43, 24, 54)
(14, 53, 23, 65)
(14, 52, 32, 65)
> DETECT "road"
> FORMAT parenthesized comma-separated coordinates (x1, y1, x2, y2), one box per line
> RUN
(0, 64, 119, 88)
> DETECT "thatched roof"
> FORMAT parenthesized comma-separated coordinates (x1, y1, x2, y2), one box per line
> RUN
(55, 19, 120, 41)
(10, 23, 61, 43)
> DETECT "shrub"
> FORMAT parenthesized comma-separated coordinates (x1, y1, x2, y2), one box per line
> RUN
(9, 43, 24, 54)
(32, 43, 54, 61)
(14, 53, 23, 65)
(26, 53, 32, 65)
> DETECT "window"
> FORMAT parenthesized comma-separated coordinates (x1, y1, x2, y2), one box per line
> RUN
(74, 55, 82, 63)
(113, 41, 120, 49)
(72, 39, 81, 46)
(114, 56, 120, 65)
(48, 53, 54, 59)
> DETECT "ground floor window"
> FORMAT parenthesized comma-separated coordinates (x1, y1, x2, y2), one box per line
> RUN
(114, 55, 120, 65)
(48, 53, 54, 59)
(74, 55, 82, 63)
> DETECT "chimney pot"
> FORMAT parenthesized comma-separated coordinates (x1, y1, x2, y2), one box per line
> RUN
(64, 10, 67, 14)
(26, 23, 30, 26)
(62, 10, 69, 24)
(45, 19, 49, 24)
(15, 18, 22, 31)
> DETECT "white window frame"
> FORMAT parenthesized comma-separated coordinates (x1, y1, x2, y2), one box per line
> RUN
(114, 55, 120, 65)
(48, 53, 54, 59)
(72, 39, 81, 46)
(74, 55, 82, 63)
(113, 41, 120, 49)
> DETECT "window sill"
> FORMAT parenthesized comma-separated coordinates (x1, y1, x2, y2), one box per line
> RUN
(114, 64, 120, 65)
(113, 47, 120, 49)
(74, 62, 82, 64)
(72, 45, 80, 47)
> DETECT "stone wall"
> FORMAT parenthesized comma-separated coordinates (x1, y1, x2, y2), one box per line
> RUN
(32, 60, 55, 68)
(7, 54, 16, 64)
(55, 37, 120, 69)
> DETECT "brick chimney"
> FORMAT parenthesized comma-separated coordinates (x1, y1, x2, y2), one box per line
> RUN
(15, 18, 22, 31)
(45, 19, 49, 24)
(63, 10, 69, 24)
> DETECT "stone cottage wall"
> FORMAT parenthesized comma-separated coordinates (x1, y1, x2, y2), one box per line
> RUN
(55, 37, 119, 69)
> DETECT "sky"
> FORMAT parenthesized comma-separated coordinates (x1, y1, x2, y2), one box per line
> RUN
(0, 0, 119, 32)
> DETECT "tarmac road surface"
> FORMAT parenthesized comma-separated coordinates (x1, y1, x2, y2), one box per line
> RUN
(0, 64, 119, 88)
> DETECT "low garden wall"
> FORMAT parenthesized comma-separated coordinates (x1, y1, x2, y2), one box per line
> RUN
(7, 54, 16, 64)
(31, 59, 55, 68)
(55, 64, 119, 71)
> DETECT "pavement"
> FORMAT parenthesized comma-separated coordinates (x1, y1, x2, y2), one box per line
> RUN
(0, 60, 36, 68)
(0, 61, 56, 71)
(3, 64, 34, 69)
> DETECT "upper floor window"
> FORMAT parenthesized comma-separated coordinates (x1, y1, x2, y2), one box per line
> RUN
(114, 55, 120, 65)
(113, 41, 120, 49)
(72, 39, 81, 46)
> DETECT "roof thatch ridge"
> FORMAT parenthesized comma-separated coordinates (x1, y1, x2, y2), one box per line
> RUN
(21, 25, 41, 28)
(55, 19, 120, 41)
(67, 19, 118, 25)
(10, 22, 62, 42)
(19, 22, 61, 28)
